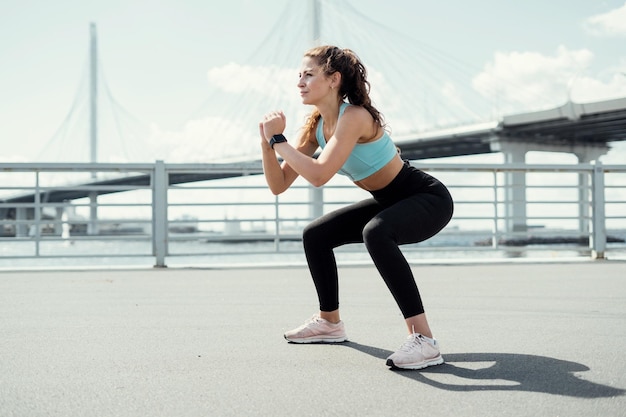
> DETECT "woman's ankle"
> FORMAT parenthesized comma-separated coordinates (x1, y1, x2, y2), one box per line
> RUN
(319, 310, 341, 324)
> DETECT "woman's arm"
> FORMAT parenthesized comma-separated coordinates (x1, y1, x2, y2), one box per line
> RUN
(259, 123, 318, 195)
(266, 106, 374, 187)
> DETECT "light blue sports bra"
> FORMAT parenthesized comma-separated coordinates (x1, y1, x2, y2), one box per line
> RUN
(316, 102, 397, 181)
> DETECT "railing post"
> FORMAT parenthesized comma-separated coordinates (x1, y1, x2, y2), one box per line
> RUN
(34, 172, 41, 256)
(590, 161, 606, 259)
(274, 194, 280, 252)
(492, 169, 500, 248)
(152, 160, 168, 267)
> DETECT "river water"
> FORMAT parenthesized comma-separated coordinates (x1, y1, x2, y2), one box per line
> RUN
(2, 230, 625, 269)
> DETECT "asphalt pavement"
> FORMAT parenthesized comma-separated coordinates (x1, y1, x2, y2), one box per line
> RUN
(1, 260, 625, 416)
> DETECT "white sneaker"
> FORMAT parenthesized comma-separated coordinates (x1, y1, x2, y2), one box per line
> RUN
(284, 315, 348, 343)
(386, 333, 444, 370)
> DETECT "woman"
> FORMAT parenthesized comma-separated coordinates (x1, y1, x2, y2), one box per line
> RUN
(259, 45, 453, 370)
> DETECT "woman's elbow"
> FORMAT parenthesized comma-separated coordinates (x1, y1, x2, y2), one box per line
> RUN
(268, 184, 287, 195)
(309, 173, 332, 188)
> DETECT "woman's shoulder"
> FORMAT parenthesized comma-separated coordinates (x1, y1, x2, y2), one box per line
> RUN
(341, 103, 373, 122)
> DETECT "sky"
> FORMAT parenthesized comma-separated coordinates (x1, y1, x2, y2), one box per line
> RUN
(1, 0, 626, 164)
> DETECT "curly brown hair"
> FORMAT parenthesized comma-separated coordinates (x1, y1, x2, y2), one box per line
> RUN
(302, 45, 385, 141)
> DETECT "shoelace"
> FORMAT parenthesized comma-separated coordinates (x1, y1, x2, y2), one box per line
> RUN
(300, 315, 323, 329)
(398, 334, 423, 353)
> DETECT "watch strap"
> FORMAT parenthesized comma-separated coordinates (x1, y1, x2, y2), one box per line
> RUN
(269, 134, 287, 149)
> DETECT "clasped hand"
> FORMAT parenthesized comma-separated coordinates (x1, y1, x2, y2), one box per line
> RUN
(259, 110, 287, 144)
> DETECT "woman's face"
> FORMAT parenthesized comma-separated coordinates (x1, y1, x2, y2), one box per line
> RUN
(297, 56, 334, 105)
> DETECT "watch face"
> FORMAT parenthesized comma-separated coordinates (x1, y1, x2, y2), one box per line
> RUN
(270, 135, 286, 149)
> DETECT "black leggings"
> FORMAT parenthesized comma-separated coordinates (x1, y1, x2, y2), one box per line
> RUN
(302, 161, 454, 318)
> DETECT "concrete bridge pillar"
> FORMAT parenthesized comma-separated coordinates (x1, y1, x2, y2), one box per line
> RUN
(498, 138, 610, 236)
(309, 186, 324, 220)
(88, 192, 98, 235)
(16, 207, 29, 237)
(54, 207, 64, 236)
(574, 147, 610, 237)
(500, 142, 528, 233)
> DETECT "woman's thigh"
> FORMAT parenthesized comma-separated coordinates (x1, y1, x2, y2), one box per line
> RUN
(369, 193, 453, 245)
(304, 198, 383, 247)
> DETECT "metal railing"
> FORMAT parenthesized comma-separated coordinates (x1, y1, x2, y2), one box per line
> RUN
(1, 161, 625, 268)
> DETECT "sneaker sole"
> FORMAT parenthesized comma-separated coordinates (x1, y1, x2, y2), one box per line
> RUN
(284, 335, 348, 344)
(386, 355, 444, 370)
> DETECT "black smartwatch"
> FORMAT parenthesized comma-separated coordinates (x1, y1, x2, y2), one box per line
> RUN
(269, 134, 287, 149)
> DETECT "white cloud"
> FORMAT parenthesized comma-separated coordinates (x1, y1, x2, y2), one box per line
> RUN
(472, 46, 600, 111)
(207, 62, 296, 98)
(584, 2, 626, 37)
(568, 65, 626, 102)
(146, 116, 259, 163)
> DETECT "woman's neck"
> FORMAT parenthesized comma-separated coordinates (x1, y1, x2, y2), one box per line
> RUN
(316, 98, 343, 127)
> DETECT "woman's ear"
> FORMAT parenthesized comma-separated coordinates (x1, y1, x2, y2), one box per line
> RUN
(331, 71, 341, 89)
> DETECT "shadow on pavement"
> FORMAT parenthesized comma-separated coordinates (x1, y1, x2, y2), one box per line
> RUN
(343, 341, 625, 398)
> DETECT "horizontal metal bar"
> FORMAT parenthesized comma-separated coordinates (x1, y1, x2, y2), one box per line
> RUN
(0, 163, 155, 171)
(1, 253, 151, 259)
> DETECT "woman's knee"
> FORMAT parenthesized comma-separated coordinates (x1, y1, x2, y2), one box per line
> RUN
(302, 220, 326, 246)
(362, 218, 392, 248)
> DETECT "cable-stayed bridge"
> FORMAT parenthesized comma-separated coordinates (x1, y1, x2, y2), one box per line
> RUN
(2, 0, 626, 241)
